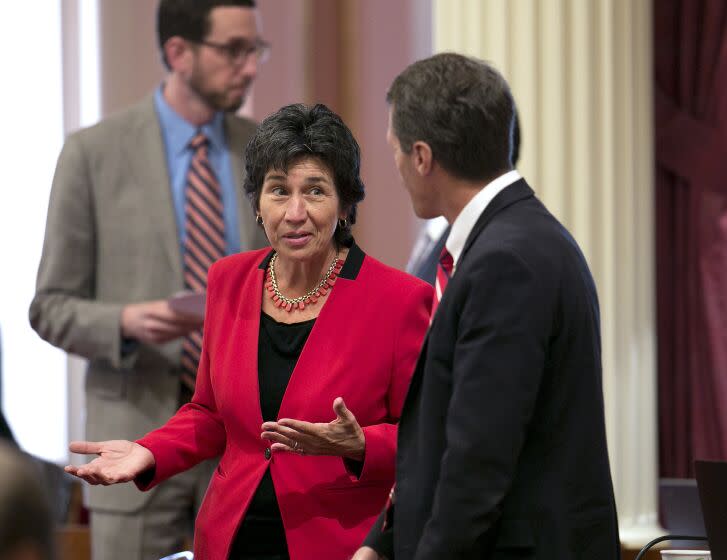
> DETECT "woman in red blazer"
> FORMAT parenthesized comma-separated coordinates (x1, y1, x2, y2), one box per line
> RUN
(66, 104, 433, 560)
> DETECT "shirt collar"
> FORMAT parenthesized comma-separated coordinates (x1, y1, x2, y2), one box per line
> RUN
(154, 85, 226, 154)
(446, 169, 522, 271)
(425, 216, 449, 241)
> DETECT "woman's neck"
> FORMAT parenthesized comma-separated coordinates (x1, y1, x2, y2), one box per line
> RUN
(274, 245, 346, 298)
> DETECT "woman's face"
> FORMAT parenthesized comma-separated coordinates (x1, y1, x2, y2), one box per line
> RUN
(259, 157, 345, 263)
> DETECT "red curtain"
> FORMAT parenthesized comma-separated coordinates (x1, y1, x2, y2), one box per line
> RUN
(655, 0, 727, 477)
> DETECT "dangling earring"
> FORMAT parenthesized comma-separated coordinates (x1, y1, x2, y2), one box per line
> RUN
(256, 215, 264, 225)
(338, 218, 348, 229)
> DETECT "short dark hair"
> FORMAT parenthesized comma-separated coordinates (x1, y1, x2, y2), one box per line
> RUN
(387, 52, 516, 182)
(157, 0, 256, 69)
(243, 104, 366, 246)
(511, 110, 521, 166)
(0, 444, 54, 560)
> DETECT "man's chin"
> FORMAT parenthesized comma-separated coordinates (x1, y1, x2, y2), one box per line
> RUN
(220, 95, 246, 113)
(412, 203, 440, 220)
(207, 90, 246, 113)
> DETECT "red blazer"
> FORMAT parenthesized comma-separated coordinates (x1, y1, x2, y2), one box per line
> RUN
(137, 244, 433, 560)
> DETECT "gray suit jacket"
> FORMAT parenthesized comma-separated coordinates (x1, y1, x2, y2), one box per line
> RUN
(30, 95, 267, 512)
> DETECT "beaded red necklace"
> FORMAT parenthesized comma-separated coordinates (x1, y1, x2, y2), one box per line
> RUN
(265, 253, 344, 312)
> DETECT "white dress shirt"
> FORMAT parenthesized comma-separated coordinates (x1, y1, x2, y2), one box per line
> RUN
(446, 170, 522, 275)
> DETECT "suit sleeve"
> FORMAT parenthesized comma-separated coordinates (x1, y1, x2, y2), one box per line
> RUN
(29, 134, 131, 369)
(362, 507, 394, 559)
(350, 281, 432, 483)
(135, 263, 227, 489)
(413, 249, 549, 559)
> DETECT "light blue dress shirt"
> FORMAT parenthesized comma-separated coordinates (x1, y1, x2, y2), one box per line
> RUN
(154, 87, 241, 256)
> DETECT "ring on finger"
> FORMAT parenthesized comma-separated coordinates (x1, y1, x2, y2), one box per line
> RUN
(292, 441, 299, 450)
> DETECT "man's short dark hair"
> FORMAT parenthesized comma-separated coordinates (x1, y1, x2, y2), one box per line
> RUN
(387, 52, 516, 182)
(0, 443, 54, 560)
(243, 104, 366, 247)
(157, 0, 256, 69)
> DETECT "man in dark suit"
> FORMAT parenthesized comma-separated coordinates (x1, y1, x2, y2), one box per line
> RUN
(355, 53, 620, 559)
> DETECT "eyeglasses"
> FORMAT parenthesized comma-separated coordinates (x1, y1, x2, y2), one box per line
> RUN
(196, 38, 271, 65)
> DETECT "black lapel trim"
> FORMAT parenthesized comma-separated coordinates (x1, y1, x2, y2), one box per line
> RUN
(339, 241, 364, 280)
(256, 240, 365, 281)
(459, 179, 534, 261)
(258, 249, 275, 270)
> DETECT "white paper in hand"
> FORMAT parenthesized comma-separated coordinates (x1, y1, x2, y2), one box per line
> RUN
(168, 291, 205, 321)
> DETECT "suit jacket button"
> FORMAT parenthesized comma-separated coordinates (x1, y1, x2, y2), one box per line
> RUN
(264, 448, 271, 460)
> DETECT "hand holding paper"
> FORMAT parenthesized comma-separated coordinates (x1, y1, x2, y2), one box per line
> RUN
(168, 291, 206, 321)
(120, 295, 204, 344)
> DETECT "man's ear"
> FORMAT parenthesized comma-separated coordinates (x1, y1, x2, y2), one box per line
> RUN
(164, 36, 193, 73)
(411, 141, 433, 176)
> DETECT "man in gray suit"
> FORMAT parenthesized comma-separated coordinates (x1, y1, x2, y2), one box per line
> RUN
(30, 1, 269, 558)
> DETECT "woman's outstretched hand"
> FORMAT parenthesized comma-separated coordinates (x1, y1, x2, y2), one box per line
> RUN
(65, 440, 155, 485)
(261, 397, 366, 461)
(351, 547, 384, 560)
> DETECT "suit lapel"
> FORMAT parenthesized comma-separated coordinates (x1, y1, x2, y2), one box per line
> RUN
(123, 97, 182, 280)
(401, 180, 535, 415)
(275, 243, 365, 419)
(235, 256, 268, 430)
(225, 114, 253, 245)
(275, 278, 345, 418)
(400, 331, 430, 418)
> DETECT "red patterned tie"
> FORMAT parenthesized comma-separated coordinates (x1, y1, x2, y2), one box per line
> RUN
(431, 247, 454, 318)
(180, 133, 225, 393)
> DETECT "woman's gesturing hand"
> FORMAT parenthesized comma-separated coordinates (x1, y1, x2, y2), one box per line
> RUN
(350, 546, 384, 560)
(65, 440, 155, 485)
(261, 397, 366, 461)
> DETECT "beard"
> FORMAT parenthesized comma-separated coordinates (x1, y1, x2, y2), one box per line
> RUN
(188, 67, 250, 113)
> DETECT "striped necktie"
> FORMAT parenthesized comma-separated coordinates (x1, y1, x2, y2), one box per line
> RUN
(431, 247, 454, 318)
(180, 132, 225, 393)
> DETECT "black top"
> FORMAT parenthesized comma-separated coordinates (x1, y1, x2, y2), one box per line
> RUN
(229, 312, 315, 559)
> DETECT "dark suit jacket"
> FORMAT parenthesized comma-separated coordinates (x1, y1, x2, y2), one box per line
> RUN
(366, 179, 619, 559)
